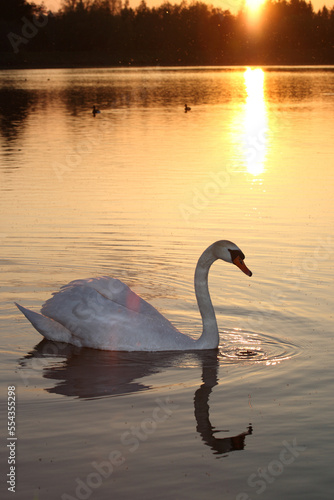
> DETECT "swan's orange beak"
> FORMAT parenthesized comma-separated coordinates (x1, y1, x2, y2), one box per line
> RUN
(233, 256, 252, 277)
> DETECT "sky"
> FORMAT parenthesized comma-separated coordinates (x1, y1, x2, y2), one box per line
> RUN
(39, 0, 334, 14)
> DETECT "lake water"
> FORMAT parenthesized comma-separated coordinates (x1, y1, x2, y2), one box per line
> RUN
(0, 66, 333, 500)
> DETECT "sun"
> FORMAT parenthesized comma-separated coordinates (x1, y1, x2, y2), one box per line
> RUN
(246, 0, 266, 12)
(245, 0, 266, 26)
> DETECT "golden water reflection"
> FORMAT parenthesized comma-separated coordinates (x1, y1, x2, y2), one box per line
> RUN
(241, 67, 268, 177)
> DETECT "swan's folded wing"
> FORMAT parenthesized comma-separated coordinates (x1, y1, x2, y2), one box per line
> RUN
(40, 280, 180, 350)
(56, 277, 163, 317)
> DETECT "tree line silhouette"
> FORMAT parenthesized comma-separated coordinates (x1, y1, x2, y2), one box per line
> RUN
(1, 0, 334, 67)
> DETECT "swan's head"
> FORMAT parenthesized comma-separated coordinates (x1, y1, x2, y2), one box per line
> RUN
(212, 240, 252, 277)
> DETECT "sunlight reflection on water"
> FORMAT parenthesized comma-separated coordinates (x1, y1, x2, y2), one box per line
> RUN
(242, 67, 268, 176)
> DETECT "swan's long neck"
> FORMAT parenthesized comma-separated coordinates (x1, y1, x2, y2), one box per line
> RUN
(194, 244, 219, 349)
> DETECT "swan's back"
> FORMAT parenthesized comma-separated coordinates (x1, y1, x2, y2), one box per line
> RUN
(36, 277, 195, 351)
(42, 277, 163, 319)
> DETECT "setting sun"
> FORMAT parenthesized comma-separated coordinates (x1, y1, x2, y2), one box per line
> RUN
(246, 0, 266, 12)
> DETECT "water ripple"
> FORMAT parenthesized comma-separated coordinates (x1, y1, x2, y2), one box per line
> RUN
(219, 329, 301, 365)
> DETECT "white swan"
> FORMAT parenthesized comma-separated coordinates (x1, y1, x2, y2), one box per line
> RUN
(15, 240, 252, 352)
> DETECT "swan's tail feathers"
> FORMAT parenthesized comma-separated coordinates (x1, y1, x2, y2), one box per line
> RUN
(15, 303, 72, 343)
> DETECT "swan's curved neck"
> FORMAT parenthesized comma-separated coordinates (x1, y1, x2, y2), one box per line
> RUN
(194, 244, 219, 349)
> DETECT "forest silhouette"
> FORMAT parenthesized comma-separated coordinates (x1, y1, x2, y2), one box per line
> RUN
(1, 0, 334, 67)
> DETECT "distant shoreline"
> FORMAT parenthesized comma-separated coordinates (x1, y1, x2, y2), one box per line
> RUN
(1, 51, 334, 71)
(2, 1, 333, 71)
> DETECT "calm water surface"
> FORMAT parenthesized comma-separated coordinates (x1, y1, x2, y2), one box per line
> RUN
(1, 67, 334, 499)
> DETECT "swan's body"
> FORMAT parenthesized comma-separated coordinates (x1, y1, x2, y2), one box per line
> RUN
(184, 104, 191, 112)
(16, 240, 252, 352)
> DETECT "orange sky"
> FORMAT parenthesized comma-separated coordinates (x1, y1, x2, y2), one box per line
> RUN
(39, 0, 333, 14)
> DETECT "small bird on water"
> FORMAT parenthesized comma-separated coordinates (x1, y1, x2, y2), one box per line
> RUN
(92, 105, 100, 117)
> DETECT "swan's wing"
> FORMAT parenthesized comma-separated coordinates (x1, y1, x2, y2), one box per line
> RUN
(53, 277, 163, 318)
(40, 277, 182, 350)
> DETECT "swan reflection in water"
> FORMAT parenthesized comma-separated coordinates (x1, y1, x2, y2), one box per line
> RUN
(20, 341, 252, 457)
(194, 353, 252, 456)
